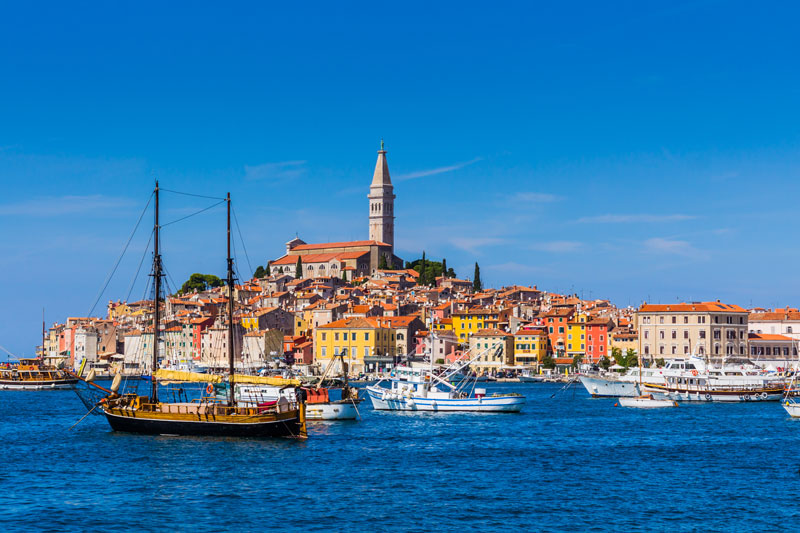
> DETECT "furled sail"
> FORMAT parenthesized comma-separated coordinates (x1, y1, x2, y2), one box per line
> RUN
(153, 369, 223, 383)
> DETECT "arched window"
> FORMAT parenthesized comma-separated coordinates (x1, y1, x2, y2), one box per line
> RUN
(319, 264, 325, 271)
(331, 263, 338, 269)
(307, 265, 313, 271)
(788, 327, 793, 334)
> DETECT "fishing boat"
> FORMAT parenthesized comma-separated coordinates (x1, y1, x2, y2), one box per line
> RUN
(76, 184, 306, 438)
(366, 342, 526, 412)
(301, 350, 361, 420)
(0, 358, 78, 390)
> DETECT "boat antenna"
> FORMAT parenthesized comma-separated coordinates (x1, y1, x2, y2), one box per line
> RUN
(226, 192, 236, 406)
(151, 180, 162, 402)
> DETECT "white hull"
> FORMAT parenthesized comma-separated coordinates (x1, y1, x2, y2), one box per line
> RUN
(0, 381, 75, 390)
(618, 396, 677, 408)
(579, 376, 640, 397)
(366, 386, 525, 412)
(783, 402, 800, 418)
(306, 401, 359, 420)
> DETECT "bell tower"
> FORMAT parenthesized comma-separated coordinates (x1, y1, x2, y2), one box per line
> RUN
(368, 140, 395, 251)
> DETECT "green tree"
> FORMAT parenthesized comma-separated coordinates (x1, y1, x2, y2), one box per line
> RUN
(441, 258, 447, 278)
(599, 355, 611, 370)
(571, 353, 583, 369)
(378, 254, 389, 270)
(295, 256, 303, 279)
(179, 273, 224, 294)
(655, 358, 666, 367)
(253, 265, 266, 278)
(611, 346, 638, 369)
(540, 352, 556, 370)
(341, 270, 347, 281)
(447, 267, 456, 278)
(420, 251, 427, 285)
(472, 262, 482, 292)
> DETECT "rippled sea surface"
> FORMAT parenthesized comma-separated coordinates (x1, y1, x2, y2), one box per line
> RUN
(3, 381, 800, 532)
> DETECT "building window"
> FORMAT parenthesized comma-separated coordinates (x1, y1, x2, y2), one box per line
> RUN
(684, 316, 689, 324)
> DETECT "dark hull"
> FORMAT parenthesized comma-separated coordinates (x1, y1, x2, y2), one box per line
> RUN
(0, 378, 78, 389)
(104, 411, 304, 438)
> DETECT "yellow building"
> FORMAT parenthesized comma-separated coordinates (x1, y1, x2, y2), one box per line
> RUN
(566, 313, 588, 358)
(314, 317, 397, 374)
(452, 308, 511, 342)
(431, 317, 453, 332)
(514, 328, 548, 367)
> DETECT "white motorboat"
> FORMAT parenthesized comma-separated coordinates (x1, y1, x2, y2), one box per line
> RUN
(618, 394, 678, 408)
(366, 342, 526, 413)
(642, 364, 789, 402)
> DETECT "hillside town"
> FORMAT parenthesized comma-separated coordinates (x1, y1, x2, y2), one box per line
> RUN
(36, 146, 800, 377)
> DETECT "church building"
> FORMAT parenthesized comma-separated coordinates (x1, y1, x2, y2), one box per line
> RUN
(269, 143, 403, 280)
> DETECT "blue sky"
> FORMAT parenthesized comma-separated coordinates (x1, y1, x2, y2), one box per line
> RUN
(1, 1, 799, 356)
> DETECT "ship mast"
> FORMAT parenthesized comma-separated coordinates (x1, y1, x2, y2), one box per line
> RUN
(151, 181, 162, 402)
(41, 308, 45, 360)
(226, 192, 236, 406)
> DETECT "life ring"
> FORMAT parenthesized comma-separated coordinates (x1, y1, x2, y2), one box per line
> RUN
(691, 370, 698, 376)
(704, 393, 712, 401)
(206, 383, 214, 395)
(760, 392, 768, 400)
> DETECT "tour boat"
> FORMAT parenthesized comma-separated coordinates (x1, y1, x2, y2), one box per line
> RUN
(366, 343, 526, 413)
(0, 358, 78, 390)
(74, 184, 307, 438)
(642, 363, 788, 402)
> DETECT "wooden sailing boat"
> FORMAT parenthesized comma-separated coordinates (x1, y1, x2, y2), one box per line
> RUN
(0, 310, 78, 390)
(99, 183, 307, 437)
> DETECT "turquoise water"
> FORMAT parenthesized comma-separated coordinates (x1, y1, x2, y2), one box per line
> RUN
(2, 382, 799, 532)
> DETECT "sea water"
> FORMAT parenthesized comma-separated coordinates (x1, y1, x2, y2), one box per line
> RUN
(1, 382, 799, 532)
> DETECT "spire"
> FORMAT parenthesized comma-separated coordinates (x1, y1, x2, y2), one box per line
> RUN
(371, 140, 391, 187)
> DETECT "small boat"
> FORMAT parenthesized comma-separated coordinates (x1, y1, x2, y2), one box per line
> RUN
(301, 350, 362, 420)
(618, 394, 678, 408)
(0, 358, 78, 390)
(783, 400, 800, 418)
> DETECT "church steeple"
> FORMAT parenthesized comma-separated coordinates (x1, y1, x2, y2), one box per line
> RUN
(368, 140, 395, 250)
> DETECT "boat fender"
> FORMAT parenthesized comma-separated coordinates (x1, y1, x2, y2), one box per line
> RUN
(691, 370, 698, 376)
(206, 383, 214, 395)
(760, 392, 767, 400)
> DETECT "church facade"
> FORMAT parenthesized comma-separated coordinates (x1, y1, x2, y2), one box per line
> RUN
(269, 143, 403, 279)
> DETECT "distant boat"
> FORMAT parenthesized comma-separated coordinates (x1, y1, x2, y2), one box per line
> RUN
(0, 358, 78, 390)
(618, 394, 678, 409)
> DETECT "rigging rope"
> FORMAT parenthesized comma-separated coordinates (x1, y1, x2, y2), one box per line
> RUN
(86, 192, 154, 317)
(161, 199, 225, 227)
(231, 206, 254, 277)
(125, 229, 154, 302)
(160, 188, 226, 201)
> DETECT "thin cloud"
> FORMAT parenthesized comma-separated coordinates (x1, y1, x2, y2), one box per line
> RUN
(395, 158, 482, 181)
(449, 237, 505, 254)
(0, 195, 135, 216)
(529, 241, 583, 253)
(510, 192, 562, 203)
(244, 160, 306, 182)
(644, 237, 709, 260)
(578, 214, 696, 223)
